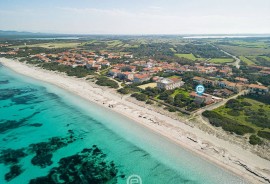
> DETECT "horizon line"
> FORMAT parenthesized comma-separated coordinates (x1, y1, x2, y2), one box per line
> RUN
(1, 30, 270, 36)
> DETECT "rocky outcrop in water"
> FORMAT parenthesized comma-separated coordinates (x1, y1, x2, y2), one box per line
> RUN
(0, 80, 9, 84)
(29, 145, 120, 184)
(0, 129, 122, 183)
(0, 130, 77, 181)
(0, 112, 40, 133)
(5, 165, 23, 182)
(0, 148, 27, 165)
(0, 148, 27, 182)
(29, 134, 75, 168)
(0, 88, 37, 101)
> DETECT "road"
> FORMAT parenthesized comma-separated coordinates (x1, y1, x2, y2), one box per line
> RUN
(210, 44, 241, 69)
(192, 90, 248, 131)
(220, 48, 241, 69)
(195, 90, 248, 115)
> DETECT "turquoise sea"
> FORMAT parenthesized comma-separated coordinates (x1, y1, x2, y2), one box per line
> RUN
(0, 64, 248, 184)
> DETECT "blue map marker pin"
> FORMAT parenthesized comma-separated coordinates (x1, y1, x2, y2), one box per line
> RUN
(196, 84, 205, 96)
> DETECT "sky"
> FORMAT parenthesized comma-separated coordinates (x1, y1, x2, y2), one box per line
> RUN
(0, 0, 270, 34)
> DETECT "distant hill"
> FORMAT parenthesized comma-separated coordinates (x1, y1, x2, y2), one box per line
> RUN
(0, 30, 43, 36)
(0, 30, 68, 39)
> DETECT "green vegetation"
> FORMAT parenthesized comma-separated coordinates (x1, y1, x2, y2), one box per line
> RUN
(95, 77, 119, 88)
(131, 93, 148, 101)
(39, 62, 94, 78)
(208, 58, 234, 63)
(175, 53, 203, 61)
(239, 66, 270, 85)
(258, 131, 270, 141)
(171, 88, 190, 98)
(117, 88, 131, 94)
(249, 135, 263, 145)
(246, 94, 270, 105)
(175, 44, 229, 58)
(202, 110, 255, 135)
(117, 85, 141, 95)
(11, 42, 81, 49)
(215, 39, 270, 67)
(244, 55, 270, 67)
(254, 56, 270, 67)
(203, 97, 270, 142)
(141, 87, 199, 112)
(217, 43, 270, 56)
(239, 56, 255, 65)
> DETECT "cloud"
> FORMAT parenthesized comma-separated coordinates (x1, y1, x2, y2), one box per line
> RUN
(2, 2, 270, 34)
(54, 6, 270, 34)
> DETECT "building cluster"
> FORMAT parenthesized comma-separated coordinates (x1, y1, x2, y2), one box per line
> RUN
(248, 65, 270, 76)
(1, 46, 269, 104)
(107, 60, 236, 85)
(193, 76, 269, 96)
(0, 44, 12, 47)
(34, 51, 109, 70)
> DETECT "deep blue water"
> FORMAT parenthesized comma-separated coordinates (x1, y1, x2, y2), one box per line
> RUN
(0, 64, 248, 184)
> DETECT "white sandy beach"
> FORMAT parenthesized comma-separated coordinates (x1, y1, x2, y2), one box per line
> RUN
(1, 58, 269, 184)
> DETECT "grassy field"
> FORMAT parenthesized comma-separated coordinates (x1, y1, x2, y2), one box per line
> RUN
(171, 88, 190, 98)
(225, 40, 269, 48)
(208, 58, 234, 63)
(218, 45, 270, 56)
(215, 39, 270, 56)
(175, 53, 196, 60)
(106, 40, 123, 47)
(213, 98, 270, 134)
(170, 48, 177, 52)
(138, 83, 157, 89)
(260, 56, 270, 61)
(245, 55, 270, 66)
(239, 56, 256, 65)
(175, 53, 205, 61)
(12, 42, 81, 49)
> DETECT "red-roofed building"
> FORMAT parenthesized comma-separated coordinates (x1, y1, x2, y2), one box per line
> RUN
(190, 92, 213, 105)
(235, 77, 249, 83)
(259, 70, 270, 76)
(248, 84, 269, 95)
(108, 69, 121, 78)
(133, 73, 151, 83)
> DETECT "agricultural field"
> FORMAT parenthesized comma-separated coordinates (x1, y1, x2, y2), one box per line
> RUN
(208, 58, 234, 63)
(138, 83, 157, 89)
(260, 56, 270, 61)
(216, 39, 270, 56)
(170, 48, 177, 52)
(11, 42, 81, 49)
(245, 55, 270, 67)
(239, 56, 256, 65)
(175, 53, 202, 61)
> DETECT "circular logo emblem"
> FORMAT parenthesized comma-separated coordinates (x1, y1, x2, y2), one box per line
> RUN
(196, 84, 205, 95)
(127, 174, 142, 184)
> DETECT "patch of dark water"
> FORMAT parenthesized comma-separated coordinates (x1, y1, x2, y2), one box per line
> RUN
(29, 145, 122, 184)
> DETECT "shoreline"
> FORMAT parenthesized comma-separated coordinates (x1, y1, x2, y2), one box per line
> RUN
(1, 58, 269, 184)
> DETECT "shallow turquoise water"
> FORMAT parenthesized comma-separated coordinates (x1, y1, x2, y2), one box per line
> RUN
(0, 64, 248, 184)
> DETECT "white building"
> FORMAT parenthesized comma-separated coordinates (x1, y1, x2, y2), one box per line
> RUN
(157, 77, 185, 90)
